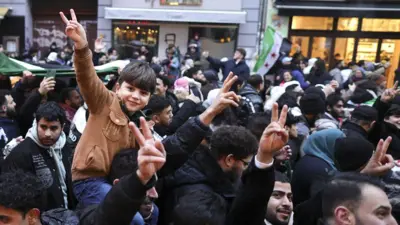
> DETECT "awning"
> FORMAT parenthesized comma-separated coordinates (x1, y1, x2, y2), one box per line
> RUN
(105, 7, 247, 24)
(0, 7, 10, 20)
(275, 1, 400, 18)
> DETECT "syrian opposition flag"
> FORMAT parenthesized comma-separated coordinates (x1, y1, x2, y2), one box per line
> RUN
(253, 26, 283, 76)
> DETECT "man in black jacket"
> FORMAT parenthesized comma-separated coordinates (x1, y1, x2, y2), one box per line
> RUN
(0, 89, 19, 151)
(341, 105, 377, 141)
(2, 102, 76, 210)
(238, 75, 264, 113)
(160, 103, 289, 225)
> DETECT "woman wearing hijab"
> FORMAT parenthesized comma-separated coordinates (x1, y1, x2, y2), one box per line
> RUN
(291, 129, 345, 207)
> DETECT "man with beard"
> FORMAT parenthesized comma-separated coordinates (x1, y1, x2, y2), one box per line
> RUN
(0, 90, 19, 150)
(322, 93, 344, 128)
(59, 88, 83, 135)
(2, 102, 76, 211)
(322, 173, 397, 225)
(155, 75, 179, 114)
(265, 172, 293, 225)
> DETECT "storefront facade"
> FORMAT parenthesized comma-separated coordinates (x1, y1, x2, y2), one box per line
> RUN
(98, 0, 262, 59)
(275, 0, 400, 85)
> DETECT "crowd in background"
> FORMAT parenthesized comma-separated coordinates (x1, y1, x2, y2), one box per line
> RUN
(0, 8, 400, 225)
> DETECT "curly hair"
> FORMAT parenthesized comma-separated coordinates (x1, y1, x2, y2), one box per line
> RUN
(35, 101, 66, 125)
(0, 170, 45, 215)
(210, 125, 258, 160)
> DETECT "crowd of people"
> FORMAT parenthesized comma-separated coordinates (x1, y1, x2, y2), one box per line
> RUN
(1, 8, 400, 225)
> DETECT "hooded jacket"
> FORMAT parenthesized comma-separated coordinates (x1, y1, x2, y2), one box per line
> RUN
(238, 83, 264, 113)
(1, 121, 76, 210)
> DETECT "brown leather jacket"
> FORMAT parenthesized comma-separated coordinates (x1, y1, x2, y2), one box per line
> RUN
(71, 46, 136, 181)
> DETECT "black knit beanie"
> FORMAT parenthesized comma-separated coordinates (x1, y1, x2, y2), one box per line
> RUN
(300, 93, 325, 115)
(334, 137, 374, 172)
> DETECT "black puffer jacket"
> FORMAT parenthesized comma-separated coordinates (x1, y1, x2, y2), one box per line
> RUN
(41, 208, 79, 225)
(238, 84, 264, 113)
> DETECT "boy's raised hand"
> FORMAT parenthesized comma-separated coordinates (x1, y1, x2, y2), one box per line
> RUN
(59, 9, 88, 49)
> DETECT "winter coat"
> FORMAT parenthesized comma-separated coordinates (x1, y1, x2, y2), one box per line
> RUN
(0, 117, 19, 150)
(158, 149, 275, 225)
(207, 57, 250, 82)
(2, 133, 76, 210)
(238, 84, 264, 113)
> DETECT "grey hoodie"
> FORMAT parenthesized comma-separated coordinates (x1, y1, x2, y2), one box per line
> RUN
(26, 120, 68, 209)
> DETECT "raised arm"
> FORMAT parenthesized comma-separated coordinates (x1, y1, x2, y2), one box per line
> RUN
(60, 9, 112, 114)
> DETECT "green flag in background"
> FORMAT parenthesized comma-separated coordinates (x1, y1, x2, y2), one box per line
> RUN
(253, 26, 283, 75)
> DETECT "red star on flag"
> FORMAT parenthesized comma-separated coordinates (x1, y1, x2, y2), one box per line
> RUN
(271, 53, 277, 58)
(264, 63, 269, 67)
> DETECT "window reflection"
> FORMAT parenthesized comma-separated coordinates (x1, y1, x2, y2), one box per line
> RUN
(356, 38, 379, 62)
(189, 25, 237, 58)
(290, 36, 309, 57)
(334, 38, 355, 63)
(291, 16, 334, 30)
(311, 37, 332, 63)
(338, 18, 358, 31)
(362, 18, 400, 32)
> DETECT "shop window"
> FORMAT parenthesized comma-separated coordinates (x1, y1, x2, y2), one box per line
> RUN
(337, 18, 358, 31)
(113, 24, 159, 57)
(160, 0, 202, 5)
(188, 25, 238, 59)
(291, 16, 334, 30)
(311, 37, 332, 63)
(362, 18, 400, 32)
(290, 36, 309, 57)
(356, 38, 379, 62)
(334, 38, 355, 64)
(381, 39, 400, 87)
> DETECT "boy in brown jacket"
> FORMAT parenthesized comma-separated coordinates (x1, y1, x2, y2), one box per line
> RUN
(60, 9, 242, 209)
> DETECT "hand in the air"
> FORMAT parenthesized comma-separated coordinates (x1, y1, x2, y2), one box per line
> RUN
(59, 9, 88, 49)
(129, 117, 166, 184)
(361, 136, 396, 176)
(257, 103, 289, 164)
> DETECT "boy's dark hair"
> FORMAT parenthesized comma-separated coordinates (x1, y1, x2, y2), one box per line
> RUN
(35, 101, 66, 126)
(275, 171, 290, 183)
(236, 48, 247, 58)
(157, 75, 170, 88)
(173, 189, 227, 225)
(108, 148, 138, 182)
(322, 173, 383, 221)
(246, 111, 272, 140)
(0, 89, 11, 107)
(118, 61, 156, 94)
(145, 95, 171, 115)
(277, 91, 300, 109)
(0, 170, 46, 215)
(60, 87, 77, 104)
(247, 75, 263, 89)
(326, 93, 343, 109)
(210, 125, 258, 160)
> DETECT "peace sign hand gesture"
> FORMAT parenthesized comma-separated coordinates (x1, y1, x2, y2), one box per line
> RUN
(59, 9, 88, 50)
(257, 103, 289, 164)
(361, 136, 395, 176)
(381, 81, 400, 103)
(129, 117, 166, 184)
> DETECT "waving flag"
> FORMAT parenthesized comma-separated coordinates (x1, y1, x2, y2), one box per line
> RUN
(253, 26, 283, 75)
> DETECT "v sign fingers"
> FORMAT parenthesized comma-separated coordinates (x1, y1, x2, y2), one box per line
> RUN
(139, 117, 153, 140)
(59, 12, 69, 25)
(271, 103, 279, 123)
(70, 9, 78, 21)
(278, 105, 288, 128)
(129, 122, 146, 147)
(221, 73, 238, 93)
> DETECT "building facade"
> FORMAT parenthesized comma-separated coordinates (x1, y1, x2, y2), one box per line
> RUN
(273, 0, 400, 85)
(98, 0, 263, 60)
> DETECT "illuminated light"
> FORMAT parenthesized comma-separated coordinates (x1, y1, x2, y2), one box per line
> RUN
(220, 38, 225, 43)
(169, 2, 179, 5)
(136, 31, 139, 34)
(126, 26, 130, 29)
(137, 27, 141, 30)
(227, 37, 231, 42)
(130, 31, 133, 33)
